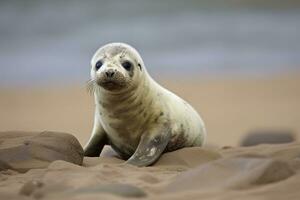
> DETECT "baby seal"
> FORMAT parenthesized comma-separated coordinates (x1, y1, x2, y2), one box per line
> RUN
(84, 43, 206, 166)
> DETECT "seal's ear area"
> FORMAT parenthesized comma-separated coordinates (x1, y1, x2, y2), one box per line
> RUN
(125, 126, 171, 167)
(138, 63, 142, 71)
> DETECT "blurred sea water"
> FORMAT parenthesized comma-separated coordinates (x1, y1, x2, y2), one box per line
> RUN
(0, 0, 300, 86)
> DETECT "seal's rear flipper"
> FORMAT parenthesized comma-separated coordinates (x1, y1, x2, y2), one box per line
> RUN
(125, 127, 171, 167)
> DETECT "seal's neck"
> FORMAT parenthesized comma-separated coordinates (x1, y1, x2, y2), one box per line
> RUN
(95, 73, 157, 114)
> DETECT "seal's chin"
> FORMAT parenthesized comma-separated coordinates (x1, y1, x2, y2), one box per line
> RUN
(97, 80, 126, 91)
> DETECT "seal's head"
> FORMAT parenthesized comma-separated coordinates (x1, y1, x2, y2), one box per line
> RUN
(90, 43, 145, 92)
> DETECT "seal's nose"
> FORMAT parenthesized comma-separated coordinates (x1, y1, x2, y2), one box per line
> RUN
(105, 70, 115, 78)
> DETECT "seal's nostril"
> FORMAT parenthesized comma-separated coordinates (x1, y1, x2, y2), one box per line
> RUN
(106, 71, 115, 78)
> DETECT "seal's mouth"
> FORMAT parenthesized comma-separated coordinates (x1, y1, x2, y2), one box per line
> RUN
(97, 79, 125, 91)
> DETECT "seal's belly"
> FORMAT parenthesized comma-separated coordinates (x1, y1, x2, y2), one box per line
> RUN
(108, 135, 136, 159)
(101, 119, 142, 158)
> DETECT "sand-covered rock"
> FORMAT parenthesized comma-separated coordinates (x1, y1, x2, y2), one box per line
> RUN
(0, 131, 84, 172)
(240, 130, 295, 146)
(221, 142, 300, 161)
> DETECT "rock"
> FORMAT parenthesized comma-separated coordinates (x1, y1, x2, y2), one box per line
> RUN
(166, 156, 295, 192)
(221, 142, 300, 161)
(240, 130, 295, 146)
(0, 131, 84, 172)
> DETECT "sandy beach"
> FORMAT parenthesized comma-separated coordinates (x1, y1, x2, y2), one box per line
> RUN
(1, 74, 300, 199)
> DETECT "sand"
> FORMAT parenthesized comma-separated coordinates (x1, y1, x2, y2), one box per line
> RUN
(0, 143, 300, 199)
(1, 73, 300, 199)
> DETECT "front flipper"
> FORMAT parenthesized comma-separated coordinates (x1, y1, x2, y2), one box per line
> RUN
(84, 109, 107, 157)
(125, 125, 171, 167)
(84, 131, 107, 157)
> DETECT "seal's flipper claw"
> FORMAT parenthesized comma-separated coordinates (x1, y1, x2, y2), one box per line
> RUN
(125, 129, 171, 167)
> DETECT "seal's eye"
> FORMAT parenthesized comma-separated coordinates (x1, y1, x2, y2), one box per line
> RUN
(121, 61, 132, 71)
(95, 60, 103, 71)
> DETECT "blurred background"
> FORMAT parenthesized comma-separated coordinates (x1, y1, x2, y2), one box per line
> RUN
(0, 0, 300, 147)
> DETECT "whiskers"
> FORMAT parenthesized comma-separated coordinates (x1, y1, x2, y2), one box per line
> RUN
(86, 77, 136, 96)
(86, 79, 97, 95)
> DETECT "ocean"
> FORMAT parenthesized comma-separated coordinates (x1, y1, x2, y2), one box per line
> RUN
(0, 0, 300, 86)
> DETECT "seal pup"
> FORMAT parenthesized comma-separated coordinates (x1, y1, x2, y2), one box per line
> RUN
(84, 43, 206, 166)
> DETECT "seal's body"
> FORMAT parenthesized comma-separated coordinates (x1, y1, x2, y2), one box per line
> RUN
(84, 43, 206, 166)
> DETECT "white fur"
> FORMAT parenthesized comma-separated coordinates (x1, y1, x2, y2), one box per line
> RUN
(85, 43, 206, 158)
